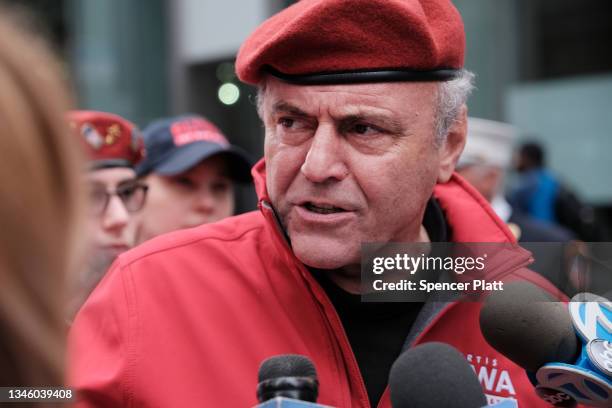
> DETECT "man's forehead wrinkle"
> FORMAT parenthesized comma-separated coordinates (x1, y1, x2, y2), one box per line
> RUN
(268, 99, 416, 139)
(267, 81, 434, 112)
(303, 81, 437, 98)
(269, 95, 402, 119)
(265, 84, 437, 138)
(307, 86, 387, 98)
(268, 80, 399, 106)
(271, 101, 310, 117)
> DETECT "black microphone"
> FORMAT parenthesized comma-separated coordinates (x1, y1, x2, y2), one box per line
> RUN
(479, 281, 579, 372)
(256, 354, 319, 403)
(479, 281, 612, 406)
(389, 342, 487, 408)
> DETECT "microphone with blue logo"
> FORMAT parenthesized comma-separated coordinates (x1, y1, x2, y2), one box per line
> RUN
(480, 281, 612, 407)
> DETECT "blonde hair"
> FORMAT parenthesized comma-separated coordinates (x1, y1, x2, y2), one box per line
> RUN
(0, 13, 84, 388)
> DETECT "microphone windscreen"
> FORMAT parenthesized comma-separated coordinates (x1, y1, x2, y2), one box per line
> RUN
(258, 354, 317, 382)
(389, 342, 487, 408)
(479, 281, 579, 372)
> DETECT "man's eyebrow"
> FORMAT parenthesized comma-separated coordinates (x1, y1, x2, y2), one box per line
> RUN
(271, 101, 310, 117)
(271, 101, 406, 133)
(340, 113, 405, 134)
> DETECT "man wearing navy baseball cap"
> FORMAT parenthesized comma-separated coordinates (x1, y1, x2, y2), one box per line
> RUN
(135, 114, 252, 243)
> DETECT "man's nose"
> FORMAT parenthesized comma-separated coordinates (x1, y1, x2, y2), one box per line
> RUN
(102, 195, 130, 231)
(300, 125, 349, 183)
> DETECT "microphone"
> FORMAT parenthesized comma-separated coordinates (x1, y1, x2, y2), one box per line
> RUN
(256, 349, 511, 408)
(480, 281, 612, 407)
(389, 342, 488, 408)
(256, 354, 328, 407)
(479, 281, 579, 372)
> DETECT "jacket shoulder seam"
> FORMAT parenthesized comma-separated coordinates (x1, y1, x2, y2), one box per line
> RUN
(120, 223, 266, 267)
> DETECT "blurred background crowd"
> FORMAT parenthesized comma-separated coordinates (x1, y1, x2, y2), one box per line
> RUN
(0, 0, 611, 396)
(4, 0, 611, 228)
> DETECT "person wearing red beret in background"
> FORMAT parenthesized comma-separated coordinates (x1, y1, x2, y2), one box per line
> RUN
(69, 1, 562, 407)
(68, 110, 148, 314)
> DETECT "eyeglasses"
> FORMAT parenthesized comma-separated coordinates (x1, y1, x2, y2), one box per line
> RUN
(88, 181, 149, 216)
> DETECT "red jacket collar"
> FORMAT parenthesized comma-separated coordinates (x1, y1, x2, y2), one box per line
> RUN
(434, 172, 518, 243)
(252, 158, 270, 203)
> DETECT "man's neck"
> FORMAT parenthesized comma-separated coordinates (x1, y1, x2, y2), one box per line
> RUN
(326, 224, 431, 294)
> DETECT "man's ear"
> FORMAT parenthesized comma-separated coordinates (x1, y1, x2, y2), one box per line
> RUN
(437, 105, 467, 183)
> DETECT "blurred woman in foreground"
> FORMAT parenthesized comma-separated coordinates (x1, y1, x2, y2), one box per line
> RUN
(0, 11, 84, 392)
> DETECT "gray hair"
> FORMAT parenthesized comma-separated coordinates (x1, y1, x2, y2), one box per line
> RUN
(256, 68, 475, 145)
(434, 69, 475, 144)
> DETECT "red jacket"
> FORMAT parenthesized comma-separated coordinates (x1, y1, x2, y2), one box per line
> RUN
(70, 160, 561, 407)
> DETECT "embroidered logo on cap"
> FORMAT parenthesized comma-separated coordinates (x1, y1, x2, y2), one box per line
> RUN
(170, 118, 229, 147)
(105, 124, 122, 145)
(81, 122, 104, 150)
(130, 128, 143, 153)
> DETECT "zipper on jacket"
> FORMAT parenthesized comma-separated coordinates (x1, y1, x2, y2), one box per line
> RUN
(259, 200, 371, 407)
(296, 262, 372, 408)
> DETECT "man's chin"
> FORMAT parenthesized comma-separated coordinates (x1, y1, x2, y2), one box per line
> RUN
(290, 237, 360, 270)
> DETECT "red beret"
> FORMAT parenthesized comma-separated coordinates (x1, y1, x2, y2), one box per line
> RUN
(236, 0, 465, 85)
(68, 110, 144, 170)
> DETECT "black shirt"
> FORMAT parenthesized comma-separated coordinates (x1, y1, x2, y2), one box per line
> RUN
(313, 198, 449, 406)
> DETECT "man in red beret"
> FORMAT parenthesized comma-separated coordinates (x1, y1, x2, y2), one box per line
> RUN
(70, 1, 560, 407)
(68, 110, 148, 313)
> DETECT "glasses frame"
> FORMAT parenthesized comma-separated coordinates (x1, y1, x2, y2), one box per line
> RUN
(89, 182, 149, 217)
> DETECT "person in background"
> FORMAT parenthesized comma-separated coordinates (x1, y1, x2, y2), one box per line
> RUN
(510, 141, 607, 240)
(68, 111, 148, 312)
(510, 142, 559, 224)
(134, 114, 252, 244)
(0, 12, 84, 391)
(457, 118, 574, 242)
(457, 118, 575, 293)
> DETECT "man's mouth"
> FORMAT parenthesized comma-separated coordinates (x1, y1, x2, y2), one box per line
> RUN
(302, 202, 347, 214)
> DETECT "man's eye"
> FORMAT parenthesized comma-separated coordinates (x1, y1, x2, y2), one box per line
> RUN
(351, 123, 377, 135)
(278, 117, 295, 128)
